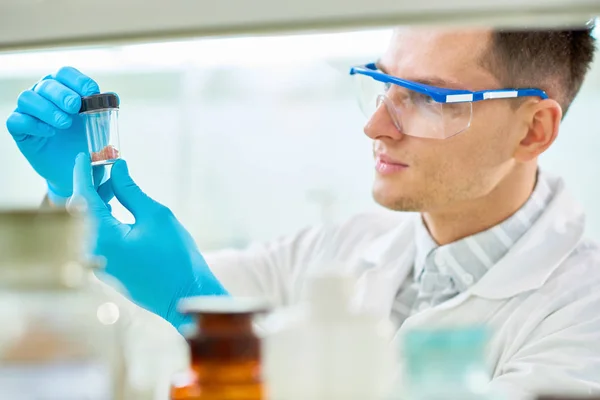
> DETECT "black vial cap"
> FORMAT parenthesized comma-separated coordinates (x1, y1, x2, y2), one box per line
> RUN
(79, 93, 119, 113)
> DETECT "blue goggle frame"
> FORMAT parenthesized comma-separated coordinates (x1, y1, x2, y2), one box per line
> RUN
(349, 63, 548, 104)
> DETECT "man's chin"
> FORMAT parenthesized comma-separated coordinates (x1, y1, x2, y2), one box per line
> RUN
(372, 188, 423, 212)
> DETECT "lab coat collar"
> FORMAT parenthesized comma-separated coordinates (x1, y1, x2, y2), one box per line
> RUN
(359, 173, 585, 301)
(470, 174, 585, 299)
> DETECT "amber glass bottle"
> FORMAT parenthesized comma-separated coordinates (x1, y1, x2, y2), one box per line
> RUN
(170, 297, 268, 400)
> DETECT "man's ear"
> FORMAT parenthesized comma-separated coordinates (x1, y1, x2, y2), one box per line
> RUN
(514, 98, 562, 162)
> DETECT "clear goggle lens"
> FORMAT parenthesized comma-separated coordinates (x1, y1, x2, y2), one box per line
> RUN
(354, 73, 473, 140)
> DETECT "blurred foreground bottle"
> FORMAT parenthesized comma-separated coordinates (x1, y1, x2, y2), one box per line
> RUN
(0, 208, 127, 399)
(170, 297, 269, 400)
(403, 326, 495, 400)
(263, 270, 397, 400)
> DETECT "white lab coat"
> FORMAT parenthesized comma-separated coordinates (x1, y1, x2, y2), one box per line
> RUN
(108, 172, 600, 399)
(204, 172, 600, 399)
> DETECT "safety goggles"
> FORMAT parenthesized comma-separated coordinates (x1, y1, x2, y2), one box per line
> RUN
(349, 63, 548, 140)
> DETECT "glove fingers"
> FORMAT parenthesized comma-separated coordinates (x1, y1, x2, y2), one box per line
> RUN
(51, 66, 100, 97)
(110, 159, 159, 220)
(16, 90, 73, 130)
(70, 153, 120, 229)
(97, 177, 115, 205)
(7, 67, 98, 141)
(92, 165, 107, 189)
(6, 112, 55, 141)
(33, 78, 82, 115)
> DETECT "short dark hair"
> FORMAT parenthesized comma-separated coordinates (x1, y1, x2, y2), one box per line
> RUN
(483, 22, 596, 116)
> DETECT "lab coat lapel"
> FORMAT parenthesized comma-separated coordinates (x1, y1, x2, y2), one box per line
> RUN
(470, 175, 585, 299)
(398, 174, 585, 330)
(354, 213, 419, 319)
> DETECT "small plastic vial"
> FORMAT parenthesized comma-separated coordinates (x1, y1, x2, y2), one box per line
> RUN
(170, 297, 269, 400)
(79, 93, 121, 166)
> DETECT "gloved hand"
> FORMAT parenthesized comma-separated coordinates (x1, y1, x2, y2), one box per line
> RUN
(68, 153, 229, 331)
(6, 67, 111, 205)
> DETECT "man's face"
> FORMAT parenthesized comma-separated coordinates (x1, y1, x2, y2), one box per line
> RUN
(366, 28, 530, 212)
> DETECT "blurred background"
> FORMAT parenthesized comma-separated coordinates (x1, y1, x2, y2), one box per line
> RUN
(1, 27, 599, 247)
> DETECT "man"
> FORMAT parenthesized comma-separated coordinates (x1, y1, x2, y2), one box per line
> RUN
(6, 24, 600, 398)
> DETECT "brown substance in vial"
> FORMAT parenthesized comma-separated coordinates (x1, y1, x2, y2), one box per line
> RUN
(91, 145, 119, 163)
(170, 304, 265, 400)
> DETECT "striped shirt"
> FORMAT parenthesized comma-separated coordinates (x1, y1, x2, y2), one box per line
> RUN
(389, 173, 554, 327)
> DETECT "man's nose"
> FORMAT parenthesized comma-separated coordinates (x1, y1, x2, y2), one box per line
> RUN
(363, 101, 405, 141)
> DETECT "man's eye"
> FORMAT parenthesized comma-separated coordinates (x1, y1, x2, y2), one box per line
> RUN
(412, 92, 435, 105)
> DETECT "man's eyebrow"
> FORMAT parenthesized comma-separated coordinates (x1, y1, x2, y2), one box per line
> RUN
(413, 77, 466, 89)
(374, 60, 467, 90)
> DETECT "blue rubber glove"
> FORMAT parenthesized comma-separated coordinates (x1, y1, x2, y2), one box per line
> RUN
(68, 153, 229, 331)
(6, 67, 111, 206)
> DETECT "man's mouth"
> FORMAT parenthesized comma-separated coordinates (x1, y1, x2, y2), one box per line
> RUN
(374, 153, 409, 175)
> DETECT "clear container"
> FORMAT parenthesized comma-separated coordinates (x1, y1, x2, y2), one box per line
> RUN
(170, 297, 270, 400)
(79, 93, 121, 166)
(0, 208, 127, 399)
(402, 326, 494, 400)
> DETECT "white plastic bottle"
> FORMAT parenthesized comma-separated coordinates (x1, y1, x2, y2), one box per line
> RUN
(262, 269, 397, 400)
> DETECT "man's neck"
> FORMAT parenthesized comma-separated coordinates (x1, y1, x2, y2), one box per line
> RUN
(422, 165, 538, 246)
